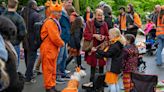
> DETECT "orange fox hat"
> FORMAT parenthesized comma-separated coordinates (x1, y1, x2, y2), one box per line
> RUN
(46, 0, 63, 12)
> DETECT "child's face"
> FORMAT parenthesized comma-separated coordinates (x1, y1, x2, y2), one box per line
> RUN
(108, 32, 115, 39)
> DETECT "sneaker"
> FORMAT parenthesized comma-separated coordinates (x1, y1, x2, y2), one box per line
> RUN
(65, 70, 71, 74)
(82, 82, 93, 88)
(56, 78, 66, 84)
(25, 78, 36, 84)
(61, 75, 70, 81)
(157, 64, 162, 66)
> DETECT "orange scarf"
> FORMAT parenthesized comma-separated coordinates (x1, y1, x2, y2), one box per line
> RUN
(110, 36, 121, 44)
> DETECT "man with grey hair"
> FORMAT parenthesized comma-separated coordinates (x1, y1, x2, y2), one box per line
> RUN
(149, 5, 161, 26)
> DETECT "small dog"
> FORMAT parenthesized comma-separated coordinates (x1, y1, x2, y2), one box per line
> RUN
(62, 67, 86, 92)
(0, 59, 9, 91)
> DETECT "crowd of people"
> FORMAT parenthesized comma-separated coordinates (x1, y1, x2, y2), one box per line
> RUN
(0, 0, 164, 92)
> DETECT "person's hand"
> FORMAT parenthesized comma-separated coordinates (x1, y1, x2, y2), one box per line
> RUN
(93, 34, 105, 41)
(100, 35, 105, 41)
(91, 47, 97, 52)
(93, 34, 99, 38)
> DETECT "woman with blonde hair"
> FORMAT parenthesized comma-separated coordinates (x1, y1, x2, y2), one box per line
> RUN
(92, 28, 125, 92)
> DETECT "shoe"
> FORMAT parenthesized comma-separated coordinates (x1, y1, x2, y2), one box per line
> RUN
(157, 64, 162, 66)
(103, 83, 108, 87)
(56, 78, 66, 84)
(65, 70, 71, 74)
(162, 80, 164, 83)
(82, 82, 93, 88)
(80, 66, 86, 70)
(46, 88, 60, 92)
(25, 78, 36, 84)
(52, 87, 60, 92)
(61, 75, 70, 81)
(34, 70, 42, 75)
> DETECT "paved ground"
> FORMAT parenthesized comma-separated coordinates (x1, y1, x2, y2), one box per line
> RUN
(18, 33, 164, 92)
(18, 52, 164, 92)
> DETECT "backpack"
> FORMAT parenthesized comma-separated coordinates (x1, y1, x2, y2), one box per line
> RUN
(33, 18, 60, 50)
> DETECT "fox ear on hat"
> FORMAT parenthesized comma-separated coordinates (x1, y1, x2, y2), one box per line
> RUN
(48, 0, 63, 12)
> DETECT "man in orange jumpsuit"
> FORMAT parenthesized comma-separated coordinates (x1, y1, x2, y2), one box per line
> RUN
(40, 0, 64, 92)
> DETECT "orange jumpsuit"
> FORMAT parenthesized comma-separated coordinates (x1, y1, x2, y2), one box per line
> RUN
(40, 15, 64, 89)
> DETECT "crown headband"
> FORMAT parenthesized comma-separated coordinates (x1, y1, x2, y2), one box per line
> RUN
(45, 0, 63, 12)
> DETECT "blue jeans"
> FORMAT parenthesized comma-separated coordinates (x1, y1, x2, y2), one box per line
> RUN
(57, 43, 67, 76)
(156, 35, 164, 65)
(25, 50, 37, 80)
(14, 45, 20, 69)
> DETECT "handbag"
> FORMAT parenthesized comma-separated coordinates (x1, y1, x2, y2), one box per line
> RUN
(82, 20, 93, 52)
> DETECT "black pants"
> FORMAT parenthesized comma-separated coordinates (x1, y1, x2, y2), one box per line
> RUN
(90, 66, 104, 82)
(24, 50, 28, 67)
(25, 50, 37, 80)
(65, 55, 82, 68)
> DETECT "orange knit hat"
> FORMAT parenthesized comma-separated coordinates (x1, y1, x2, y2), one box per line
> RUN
(45, 0, 63, 12)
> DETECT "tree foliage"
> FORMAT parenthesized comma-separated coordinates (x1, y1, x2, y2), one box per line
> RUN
(1, 0, 164, 22)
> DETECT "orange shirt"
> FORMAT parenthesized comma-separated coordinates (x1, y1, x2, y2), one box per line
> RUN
(86, 12, 90, 22)
(119, 14, 126, 31)
(156, 15, 164, 36)
(134, 12, 142, 28)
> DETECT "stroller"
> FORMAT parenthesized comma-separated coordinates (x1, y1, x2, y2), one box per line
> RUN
(145, 29, 157, 56)
(130, 72, 158, 92)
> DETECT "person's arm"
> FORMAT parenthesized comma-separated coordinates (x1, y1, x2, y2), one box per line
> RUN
(59, 16, 70, 42)
(103, 22, 109, 40)
(134, 13, 142, 28)
(45, 20, 64, 47)
(96, 44, 119, 58)
(17, 15, 27, 41)
(83, 21, 93, 41)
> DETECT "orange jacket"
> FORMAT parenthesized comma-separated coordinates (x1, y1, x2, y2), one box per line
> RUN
(134, 12, 142, 28)
(156, 15, 164, 36)
(119, 14, 126, 31)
